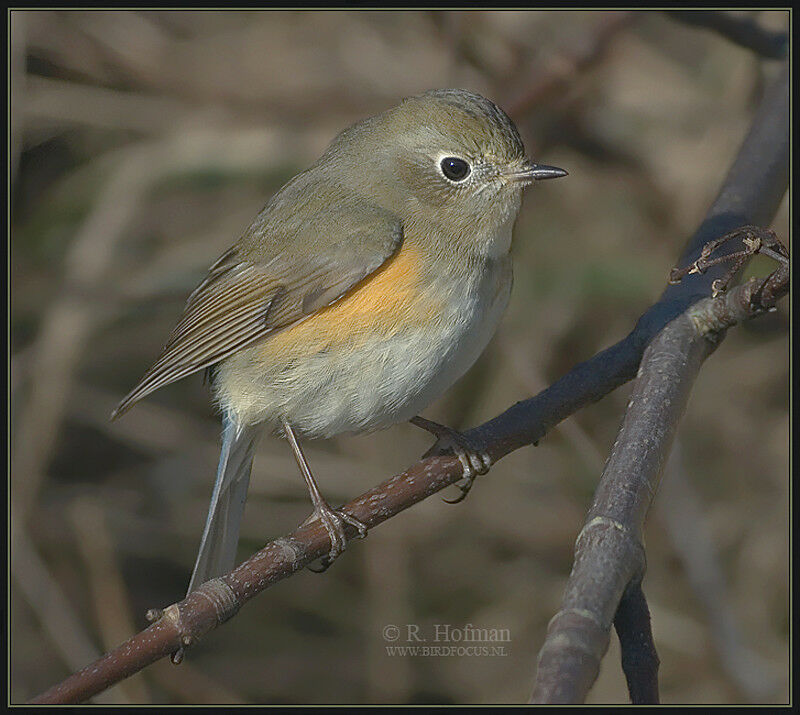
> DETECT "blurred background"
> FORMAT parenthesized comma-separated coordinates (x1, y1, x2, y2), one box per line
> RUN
(10, 10, 789, 705)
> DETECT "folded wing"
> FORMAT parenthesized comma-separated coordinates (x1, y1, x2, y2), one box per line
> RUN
(112, 180, 403, 419)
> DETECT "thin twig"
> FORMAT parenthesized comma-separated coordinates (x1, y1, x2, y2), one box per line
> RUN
(11, 146, 158, 527)
(68, 498, 151, 704)
(11, 532, 120, 705)
(614, 583, 660, 704)
(656, 444, 783, 701)
(668, 225, 787, 297)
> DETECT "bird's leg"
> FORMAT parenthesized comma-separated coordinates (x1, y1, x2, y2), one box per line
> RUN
(282, 419, 367, 571)
(410, 416, 492, 504)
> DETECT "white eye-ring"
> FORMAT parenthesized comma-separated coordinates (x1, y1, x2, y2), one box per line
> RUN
(438, 155, 472, 182)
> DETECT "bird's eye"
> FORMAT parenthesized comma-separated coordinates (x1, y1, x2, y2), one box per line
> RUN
(440, 156, 471, 182)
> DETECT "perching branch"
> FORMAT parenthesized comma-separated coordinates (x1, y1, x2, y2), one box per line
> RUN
(30, 60, 788, 706)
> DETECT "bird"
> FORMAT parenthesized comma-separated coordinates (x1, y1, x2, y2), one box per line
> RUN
(112, 88, 566, 594)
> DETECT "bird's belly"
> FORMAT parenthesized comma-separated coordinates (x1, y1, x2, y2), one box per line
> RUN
(214, 256, 511, 438)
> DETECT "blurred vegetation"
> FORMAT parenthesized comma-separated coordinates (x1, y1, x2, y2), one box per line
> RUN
(10, 10, 789, 705)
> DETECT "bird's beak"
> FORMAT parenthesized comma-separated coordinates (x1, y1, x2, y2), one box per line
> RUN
(506, 162, 568, 184)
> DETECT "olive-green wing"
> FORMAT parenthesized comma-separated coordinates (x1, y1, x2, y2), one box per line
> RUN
(112, 182, 403, 419)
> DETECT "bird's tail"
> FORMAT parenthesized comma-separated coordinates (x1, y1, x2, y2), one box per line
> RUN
(187, 414, 259, 595)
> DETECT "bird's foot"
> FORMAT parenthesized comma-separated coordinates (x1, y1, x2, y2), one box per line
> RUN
(303, 501, 367, 572)
(410, 416, 492, 504)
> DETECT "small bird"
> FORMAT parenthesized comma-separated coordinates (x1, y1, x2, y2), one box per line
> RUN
(113, 89, 566, 594)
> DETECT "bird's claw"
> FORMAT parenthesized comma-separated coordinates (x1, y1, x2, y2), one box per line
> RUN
(410, 416, 492, 504)
(304, 503, 367, 572)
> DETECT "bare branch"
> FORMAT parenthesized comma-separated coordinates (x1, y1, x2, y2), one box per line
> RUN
(531, 248, 788, 704)
(529, 60, 788, 703)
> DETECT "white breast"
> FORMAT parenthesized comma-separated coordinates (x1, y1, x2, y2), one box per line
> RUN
(215, 254, 512, 438)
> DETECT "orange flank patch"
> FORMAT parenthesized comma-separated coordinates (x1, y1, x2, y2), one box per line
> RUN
(257, 243, 435, 359)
